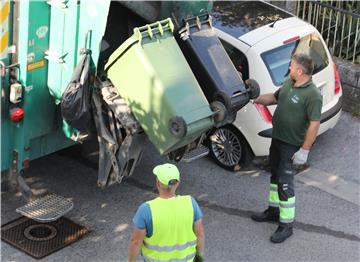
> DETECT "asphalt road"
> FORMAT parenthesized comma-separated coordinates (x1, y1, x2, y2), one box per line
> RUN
(1, 112, 360, 262)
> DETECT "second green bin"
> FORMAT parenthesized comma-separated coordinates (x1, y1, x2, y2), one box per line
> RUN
(105, 19, 214, 154)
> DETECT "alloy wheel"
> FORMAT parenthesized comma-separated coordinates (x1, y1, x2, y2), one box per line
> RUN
(210, 127, 242, 167)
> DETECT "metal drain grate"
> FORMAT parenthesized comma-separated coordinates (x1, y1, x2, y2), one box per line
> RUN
(1, 216, 89, 259)
(16, 194, 74, 222)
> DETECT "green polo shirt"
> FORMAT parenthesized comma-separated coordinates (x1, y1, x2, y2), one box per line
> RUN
(272, 78, 322, 146)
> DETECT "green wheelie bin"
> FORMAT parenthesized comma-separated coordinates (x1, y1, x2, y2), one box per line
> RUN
(105, 18, 214, 154)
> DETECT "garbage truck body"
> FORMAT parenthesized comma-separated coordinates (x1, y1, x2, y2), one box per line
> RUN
(1, 0, 256, 196)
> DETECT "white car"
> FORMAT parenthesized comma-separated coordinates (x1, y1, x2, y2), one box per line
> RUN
(207, 1, 342, 170)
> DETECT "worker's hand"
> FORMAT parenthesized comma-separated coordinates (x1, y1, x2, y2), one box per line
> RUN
(292, 148, 309, 165)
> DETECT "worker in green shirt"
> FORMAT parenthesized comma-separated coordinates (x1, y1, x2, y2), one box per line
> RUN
(252, 53, 322, 243)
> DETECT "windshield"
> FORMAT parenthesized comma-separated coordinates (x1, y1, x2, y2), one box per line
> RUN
(261, 33, 329, 86)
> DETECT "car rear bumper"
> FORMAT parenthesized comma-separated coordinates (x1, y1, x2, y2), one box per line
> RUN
(320, 95, 342, 124)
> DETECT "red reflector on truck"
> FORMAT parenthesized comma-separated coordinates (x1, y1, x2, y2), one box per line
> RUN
(10, 108, 25, 122)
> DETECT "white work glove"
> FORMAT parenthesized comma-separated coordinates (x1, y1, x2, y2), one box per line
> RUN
(292, 148, 309, 165)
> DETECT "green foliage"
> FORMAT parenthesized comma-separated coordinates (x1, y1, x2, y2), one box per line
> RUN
(356, 55, 360, 64)
(352, 110, 360, 118)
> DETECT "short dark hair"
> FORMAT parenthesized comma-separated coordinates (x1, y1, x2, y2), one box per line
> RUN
(292, 53, 314, 75)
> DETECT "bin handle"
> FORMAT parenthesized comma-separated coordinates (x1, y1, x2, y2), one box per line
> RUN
(134, 18, 174, 43)
(137, 18, 174, 33)
(147, 25, 153, 39)
(143, 21, 166, 39)
(105, 18, 174, 73)
(157, 21, 164, 36)
(183, 13, 212, 30)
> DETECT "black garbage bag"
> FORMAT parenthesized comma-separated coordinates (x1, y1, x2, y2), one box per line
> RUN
(61, 53, 93, 132)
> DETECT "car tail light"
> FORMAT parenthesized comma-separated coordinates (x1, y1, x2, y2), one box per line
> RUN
(254, 103, 272, 124)
(333, 63, 341, 95)
(10, 108, 25, 122)
(283, 36, 300, 45)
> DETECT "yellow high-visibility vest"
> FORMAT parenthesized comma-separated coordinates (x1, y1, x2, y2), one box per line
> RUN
(142, 195, 197, 262)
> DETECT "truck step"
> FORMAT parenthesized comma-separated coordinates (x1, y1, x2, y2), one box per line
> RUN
(181, 145, 209, 163)
(16, 194, 73, 222)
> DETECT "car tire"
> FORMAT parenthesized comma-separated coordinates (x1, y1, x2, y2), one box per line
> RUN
(207, 125, 254, 171)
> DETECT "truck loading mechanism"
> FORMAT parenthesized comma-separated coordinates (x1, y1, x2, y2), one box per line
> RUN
(1, 1, 259, 221)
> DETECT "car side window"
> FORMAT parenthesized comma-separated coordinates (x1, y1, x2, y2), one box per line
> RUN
(219, 39, 249, 80)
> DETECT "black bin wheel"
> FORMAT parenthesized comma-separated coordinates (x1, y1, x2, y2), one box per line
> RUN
(168, 116, 187, 138)
(210, 100, 227, 125)
(245, 79, 260, 99)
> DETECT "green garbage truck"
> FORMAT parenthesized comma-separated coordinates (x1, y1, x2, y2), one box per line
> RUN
(1, 1, 258, 221)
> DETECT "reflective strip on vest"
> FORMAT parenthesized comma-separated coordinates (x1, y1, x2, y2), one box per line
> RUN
(280, 197, 295, 223)
(143, 240, 197, 252)
(269, 183, 279, 207)
(270, 184, 277, 190)
(142, 252, 196, 262)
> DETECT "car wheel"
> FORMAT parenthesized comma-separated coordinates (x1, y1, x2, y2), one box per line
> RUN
(207, 125, 253, 171)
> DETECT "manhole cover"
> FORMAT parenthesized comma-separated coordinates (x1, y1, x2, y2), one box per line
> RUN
(1, 216, 89, 259)
(24, 224, 58, 241)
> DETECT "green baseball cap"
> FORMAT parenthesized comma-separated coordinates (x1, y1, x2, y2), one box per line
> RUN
(153, 163, 180, 186)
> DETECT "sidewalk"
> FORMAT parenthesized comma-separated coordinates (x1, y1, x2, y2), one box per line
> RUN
(309, 111, 360, 184)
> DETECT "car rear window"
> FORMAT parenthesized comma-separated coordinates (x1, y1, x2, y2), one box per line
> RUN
(261, 33, 329, 86)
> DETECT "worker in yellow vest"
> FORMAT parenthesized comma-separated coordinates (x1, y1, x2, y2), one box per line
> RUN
(128, 163, 205, 262)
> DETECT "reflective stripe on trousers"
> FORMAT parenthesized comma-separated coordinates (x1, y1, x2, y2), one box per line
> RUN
(269, 183, 279, 207)
(280, 196, 295, 223)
